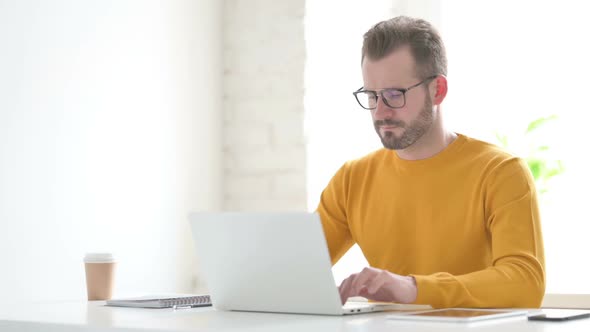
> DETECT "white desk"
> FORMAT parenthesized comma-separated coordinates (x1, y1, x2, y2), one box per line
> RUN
(1, 301, 589, 332)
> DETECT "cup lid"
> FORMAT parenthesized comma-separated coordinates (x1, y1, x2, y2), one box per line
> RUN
(84, 253, 115, 263)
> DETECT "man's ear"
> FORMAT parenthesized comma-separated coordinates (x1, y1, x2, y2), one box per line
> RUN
(432, 75, 448, 105)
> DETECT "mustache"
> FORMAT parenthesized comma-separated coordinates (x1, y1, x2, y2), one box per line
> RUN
(374, 119, 405, 127)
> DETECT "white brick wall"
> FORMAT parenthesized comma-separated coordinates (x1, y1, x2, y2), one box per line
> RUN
(223, 0, 307, 211)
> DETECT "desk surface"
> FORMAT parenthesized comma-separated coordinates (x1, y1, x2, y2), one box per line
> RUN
(1, 300, 590, 332)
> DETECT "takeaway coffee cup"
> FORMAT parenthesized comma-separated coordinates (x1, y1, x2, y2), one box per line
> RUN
(84, 253, 116, 301)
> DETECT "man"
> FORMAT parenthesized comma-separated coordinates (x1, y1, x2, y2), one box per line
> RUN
(316, 16, 545, 308)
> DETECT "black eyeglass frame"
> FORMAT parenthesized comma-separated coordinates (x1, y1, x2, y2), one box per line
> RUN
(352, 75, 438, 110)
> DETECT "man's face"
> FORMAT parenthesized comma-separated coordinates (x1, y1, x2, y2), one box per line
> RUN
(362, 46, 434, 150)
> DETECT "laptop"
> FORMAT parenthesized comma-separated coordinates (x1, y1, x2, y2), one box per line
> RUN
(188, 212, 418, 315)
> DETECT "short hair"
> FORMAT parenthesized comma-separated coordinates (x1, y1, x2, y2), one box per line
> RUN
(361, 16, 447, 79)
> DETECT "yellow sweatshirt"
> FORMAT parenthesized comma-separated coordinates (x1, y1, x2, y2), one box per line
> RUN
(316, 134, 545, 308)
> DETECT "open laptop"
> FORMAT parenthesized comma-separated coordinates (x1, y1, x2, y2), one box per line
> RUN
(188, 212, 418, 315)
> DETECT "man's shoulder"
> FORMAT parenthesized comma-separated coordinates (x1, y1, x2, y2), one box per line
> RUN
(459, 134, 528, 175)
(460, 134, 516, 162)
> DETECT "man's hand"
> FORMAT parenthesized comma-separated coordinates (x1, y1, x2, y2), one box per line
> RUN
(338, 267, 417, 304)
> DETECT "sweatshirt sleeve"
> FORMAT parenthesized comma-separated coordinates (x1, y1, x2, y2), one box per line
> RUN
(412, 157, 546, 308)
(316, 162, 355, 265)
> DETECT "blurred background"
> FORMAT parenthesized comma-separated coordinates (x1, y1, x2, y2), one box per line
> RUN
(1, 0, 588, 302)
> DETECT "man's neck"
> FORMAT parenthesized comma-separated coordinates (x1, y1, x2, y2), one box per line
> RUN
(395, 119, 457, 161)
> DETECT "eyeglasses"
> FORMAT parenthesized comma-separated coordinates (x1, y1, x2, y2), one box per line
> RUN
(352, 75, 438, 110)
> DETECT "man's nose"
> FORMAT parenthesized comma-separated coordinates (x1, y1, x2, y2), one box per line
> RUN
(374, 96, 395, 117)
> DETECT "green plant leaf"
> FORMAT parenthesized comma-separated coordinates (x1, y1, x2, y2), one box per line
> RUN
(526, 158, 543, 180)
(525, 115, 558, 133)
(495, 132, 508, 148)
(545, 168, 562, 179)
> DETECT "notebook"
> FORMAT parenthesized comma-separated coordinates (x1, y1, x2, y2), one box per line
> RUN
(106, 295, 211, 309)
(188, 212, 431, 315)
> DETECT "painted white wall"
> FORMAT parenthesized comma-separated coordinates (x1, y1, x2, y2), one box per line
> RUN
(0, 0, 222, 302)
(223, 0, 307, 212)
